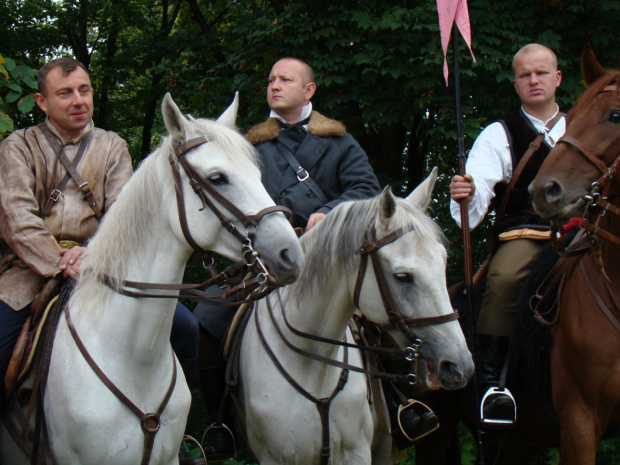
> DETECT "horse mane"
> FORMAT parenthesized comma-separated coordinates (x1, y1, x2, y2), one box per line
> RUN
(568, 71, 620, 123)
(293, 195, 446, 302)
(72, 115, 258, 308)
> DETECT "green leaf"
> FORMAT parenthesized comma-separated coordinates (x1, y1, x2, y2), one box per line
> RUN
(5, 92, 21, 103)
(0, 113, 14, 136)
(4, 57, 16, 72)
(4, 82, 22, 93)
(17, 94, 36, 114)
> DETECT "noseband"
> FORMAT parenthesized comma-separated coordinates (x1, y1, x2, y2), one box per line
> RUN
(353, 223, 459, 346)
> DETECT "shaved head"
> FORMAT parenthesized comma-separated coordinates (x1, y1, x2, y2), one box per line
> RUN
(512, 44, 558, 74)
(273, 57, 314, 85)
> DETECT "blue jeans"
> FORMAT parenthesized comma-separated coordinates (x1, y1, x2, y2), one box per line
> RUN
(171, 301, 200, 360)
(0, 300, 30, 397)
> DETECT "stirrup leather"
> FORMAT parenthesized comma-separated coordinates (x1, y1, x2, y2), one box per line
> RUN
(397, 399, 440, 442)
(200, 422, 237, 461)
(480, 386, 517, 425)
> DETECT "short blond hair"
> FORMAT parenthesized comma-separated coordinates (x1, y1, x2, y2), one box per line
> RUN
(512, 44, 558, 74)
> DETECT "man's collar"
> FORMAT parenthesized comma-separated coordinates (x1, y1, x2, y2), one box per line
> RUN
(270, 102, 313, 125)
(520, 103, 560, 126)
(45, 117, 94, 145)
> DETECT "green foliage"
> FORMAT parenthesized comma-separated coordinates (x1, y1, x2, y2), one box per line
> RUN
(2, 1, 620, 461)
(0, 55, 38, 139)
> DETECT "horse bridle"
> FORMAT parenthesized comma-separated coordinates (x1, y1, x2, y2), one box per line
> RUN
(554, 85, 620, 247)
(353, 223, 459, 351)
(537, 84, 620, 333)
(66, 136, 291, 465)
(171, 136, 292, 281)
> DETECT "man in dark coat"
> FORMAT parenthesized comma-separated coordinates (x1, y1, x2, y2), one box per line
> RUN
(197, 58, 438, 461)
(245, 57, 380, 231)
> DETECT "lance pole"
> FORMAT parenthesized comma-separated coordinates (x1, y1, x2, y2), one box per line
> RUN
(451, 22, 486, 464)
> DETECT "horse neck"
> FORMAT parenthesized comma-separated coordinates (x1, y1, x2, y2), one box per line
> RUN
(279, 275, 356, 358)
(597, 207, 620, 278)
(70, 213, 192, 363)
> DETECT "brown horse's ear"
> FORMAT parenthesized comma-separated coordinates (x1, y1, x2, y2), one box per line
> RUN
(581, 43, 607, 86)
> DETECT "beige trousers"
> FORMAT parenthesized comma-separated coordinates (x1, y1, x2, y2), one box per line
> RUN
(477, 238, 546, 337)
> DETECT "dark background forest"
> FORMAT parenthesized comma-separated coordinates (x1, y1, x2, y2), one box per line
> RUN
(2, 0, 620, 280)
(1, 0, 620, 462)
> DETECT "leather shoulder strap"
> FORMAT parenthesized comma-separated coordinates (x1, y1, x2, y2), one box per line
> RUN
(495, 112, 565, 219)
(274, 140, 329, 205)
(37, 123, 101, 219)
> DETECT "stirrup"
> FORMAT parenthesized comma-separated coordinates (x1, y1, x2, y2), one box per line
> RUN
(397, 399, 440, 442)
(480, 386, 517, 426)
(200, 422, 237, 462)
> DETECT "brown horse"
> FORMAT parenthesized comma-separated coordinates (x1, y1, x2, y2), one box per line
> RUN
(415, 44, 620, 465)
(529, 44, 620, 464)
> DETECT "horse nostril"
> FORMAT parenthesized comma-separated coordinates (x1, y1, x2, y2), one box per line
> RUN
(544, 180, 564, 203)
(279, 248, 292, 267)
(439, 360, 464, 387)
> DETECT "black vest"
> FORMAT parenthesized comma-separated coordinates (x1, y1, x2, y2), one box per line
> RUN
(492, 108, 554, 235)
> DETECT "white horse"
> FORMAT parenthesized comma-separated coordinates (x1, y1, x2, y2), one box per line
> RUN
(0, 93, 304, 465)
(238, 168, 474, 465)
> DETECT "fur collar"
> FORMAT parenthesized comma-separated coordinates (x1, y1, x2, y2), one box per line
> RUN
(245, 111, 346, 145)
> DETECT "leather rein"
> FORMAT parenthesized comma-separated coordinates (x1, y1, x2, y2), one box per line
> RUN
(533, 84, 620, 332)
(66, 136, 289, 465)
(253, 222, 459, 465)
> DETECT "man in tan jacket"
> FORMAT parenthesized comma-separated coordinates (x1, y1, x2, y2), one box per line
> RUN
(0, 57, 133, 396)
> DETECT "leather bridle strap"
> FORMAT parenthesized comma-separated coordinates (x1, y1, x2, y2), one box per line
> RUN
(353, 224, 459, 343)
(261, 291, 415, 382)
(556, 135, 608, 174)
(255, 296, 349, 465)
(65, 305, 177, 465)
(579, 258, 620, 335)
(169, 136, 292, 273)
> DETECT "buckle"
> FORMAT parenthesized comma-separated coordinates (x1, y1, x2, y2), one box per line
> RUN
(50, 189, 62, 202)
(79, 181, 92, 199)
(296, 168, 309, 182)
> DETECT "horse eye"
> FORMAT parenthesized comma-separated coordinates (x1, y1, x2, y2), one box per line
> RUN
(395, 273, 414, 284)
(610, 111, 620, 124)
(208, 173, 228, 185)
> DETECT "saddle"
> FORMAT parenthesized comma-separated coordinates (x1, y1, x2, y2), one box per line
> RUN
(4, 276, 65, 396)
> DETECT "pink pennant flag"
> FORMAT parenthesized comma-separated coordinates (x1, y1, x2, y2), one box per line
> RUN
(437, 0, 476, 86)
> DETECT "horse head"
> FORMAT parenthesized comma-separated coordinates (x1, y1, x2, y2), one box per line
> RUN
(161, 93, 304, 285)
(356, 168, 474, 391)
(530, 44, 620, 220)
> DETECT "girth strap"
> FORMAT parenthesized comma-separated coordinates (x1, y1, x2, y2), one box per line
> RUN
(65, 305, 177, 465)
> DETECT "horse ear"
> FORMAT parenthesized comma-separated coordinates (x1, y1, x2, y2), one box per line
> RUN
(406, 166, 438, 211)
(378, 186, 397, 227)
(581, 43, 607, 86)
(161, 93, 188, 141)
(217, 92, 239, 128)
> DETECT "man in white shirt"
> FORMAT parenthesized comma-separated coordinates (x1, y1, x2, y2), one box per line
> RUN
(449, 43, 565, 425)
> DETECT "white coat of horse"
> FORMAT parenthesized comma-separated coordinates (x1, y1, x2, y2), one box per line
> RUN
(239, 168, 474, 465)
(0, 93, 304, 465)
